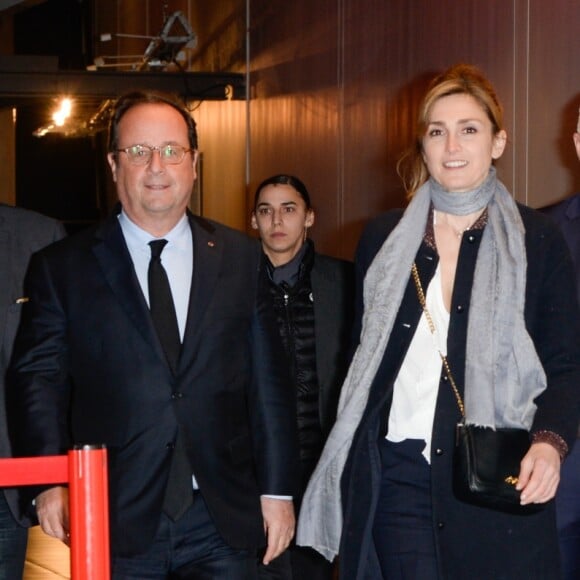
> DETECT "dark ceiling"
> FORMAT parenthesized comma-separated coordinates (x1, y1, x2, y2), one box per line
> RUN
(0, 0, 244, 128)
(0, 0, 244, 228)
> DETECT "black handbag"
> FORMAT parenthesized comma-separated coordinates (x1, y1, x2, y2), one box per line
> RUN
(453, 422, 543, 513)
(411, 264, 544, 514)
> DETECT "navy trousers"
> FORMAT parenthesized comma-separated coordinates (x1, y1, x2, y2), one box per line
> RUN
(257, 543, 333, 580)
(0, 492, 27, 580)
(372, 438, 439, 580)
(556, 440, 580, 580)
(112, 492, 258, 580)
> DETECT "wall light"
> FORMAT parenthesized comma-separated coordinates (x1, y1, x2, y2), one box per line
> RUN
(52, 98, 72, 127)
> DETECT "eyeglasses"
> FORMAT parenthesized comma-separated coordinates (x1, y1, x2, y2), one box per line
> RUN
(116, 144, 192, 166)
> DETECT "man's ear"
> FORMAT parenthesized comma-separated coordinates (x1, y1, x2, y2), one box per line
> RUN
(107, 152, 118, 183)
(191, 150, 199, 174)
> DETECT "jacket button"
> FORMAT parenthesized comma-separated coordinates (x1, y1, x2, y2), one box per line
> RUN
(456, 304, 464, 313)
(171, 392, 184, 399)
(435, 448, 443, 456)
(442, 375, 449, 382)
(437, 521, 445, 529)
(166, 442, 175, 449)
(467, 234, 476, 243)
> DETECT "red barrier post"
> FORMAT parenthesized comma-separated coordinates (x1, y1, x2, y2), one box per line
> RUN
(0, 447, 110, 579)
(68, 445, 110, 580)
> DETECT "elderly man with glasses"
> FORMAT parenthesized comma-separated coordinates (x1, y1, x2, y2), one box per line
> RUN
(8, 91, 298, 580)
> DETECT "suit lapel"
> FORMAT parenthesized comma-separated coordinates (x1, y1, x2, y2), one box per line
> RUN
(0, 215, 11, 349)
(91, 214, 163, 359)
(180, 214, 222, 366)
(91, 212, 223, 374)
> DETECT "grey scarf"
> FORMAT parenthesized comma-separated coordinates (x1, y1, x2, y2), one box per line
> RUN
(296, 167, 546, 561)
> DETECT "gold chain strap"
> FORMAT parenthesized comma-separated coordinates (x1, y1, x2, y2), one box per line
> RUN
(411, 262, 465, 419)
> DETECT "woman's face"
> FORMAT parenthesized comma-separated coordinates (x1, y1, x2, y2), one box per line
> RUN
(251, 183, 314, 266)
(421, 93, 506, 192)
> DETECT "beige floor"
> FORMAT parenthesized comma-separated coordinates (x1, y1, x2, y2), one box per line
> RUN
(23, 526, 70, 579)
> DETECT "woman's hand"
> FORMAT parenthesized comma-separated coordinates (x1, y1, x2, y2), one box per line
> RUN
(516, 442, 561, 505)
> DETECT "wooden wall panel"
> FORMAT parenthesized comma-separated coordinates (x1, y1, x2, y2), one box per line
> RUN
(526, 0, 580, 208)
(340, 0, 518, 255)
(0, 107, 16, 205)
(249, 0, 342, 252)
(249, 0, 578, 257)
(191, 99, 246, 230)
(249, 0, 521, 257)
(248, 92, 342, 249)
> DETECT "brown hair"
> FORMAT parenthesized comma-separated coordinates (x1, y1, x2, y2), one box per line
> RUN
(107, 90, 198, 156)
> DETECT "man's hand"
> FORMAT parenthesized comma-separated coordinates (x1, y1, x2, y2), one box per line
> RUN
(517, 442, 561, 505)
(260, 497, 295, 565)
(36, 486, 70, 546)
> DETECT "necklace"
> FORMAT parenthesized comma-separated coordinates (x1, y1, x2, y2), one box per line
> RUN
(434, 211, 479, 239)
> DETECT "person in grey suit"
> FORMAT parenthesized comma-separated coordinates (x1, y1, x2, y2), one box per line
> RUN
(540, 106, 580, 580)
(0, 204, 65, 579)
(251, 174, 354, 580)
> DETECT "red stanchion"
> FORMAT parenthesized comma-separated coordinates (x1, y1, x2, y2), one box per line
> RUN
(0, 447, 110, 579)
(69, 445, 110, 580)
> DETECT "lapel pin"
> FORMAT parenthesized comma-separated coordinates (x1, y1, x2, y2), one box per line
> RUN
(16, 297, 30, 304)
(207, 241, 215, 248)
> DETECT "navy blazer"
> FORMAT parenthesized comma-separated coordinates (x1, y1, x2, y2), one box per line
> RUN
(8, 210, 299, 556)
(541, 193, 580, 305)
(0, 204, 65, 526)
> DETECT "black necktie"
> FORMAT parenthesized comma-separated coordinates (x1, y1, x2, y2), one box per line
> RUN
(148, 239, 181, 373)
(148, 239, 193, 520)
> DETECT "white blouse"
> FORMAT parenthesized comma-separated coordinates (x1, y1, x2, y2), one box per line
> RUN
(386, 264, 450, 463)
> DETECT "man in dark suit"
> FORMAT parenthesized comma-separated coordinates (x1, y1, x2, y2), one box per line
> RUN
(541, 106, 580, 580)
(0, 204, 65, 579)
(8, 91, 298, 579)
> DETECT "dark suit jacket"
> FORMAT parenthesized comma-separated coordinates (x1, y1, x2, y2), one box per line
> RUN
(540, 193, 580, 305)
(8, 210, 298, 556)
(0, 204, 65, 526)
(311, 254, 354, 437)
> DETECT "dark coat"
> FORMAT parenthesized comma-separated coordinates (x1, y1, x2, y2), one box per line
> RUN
(540, 193, 580, 305)
(310, 250, 355, 438)
(0, 205, 65, 526)
(340, 204, 580, 580)
(8, 210, 299, 557)
(265, 241, 354, 495)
